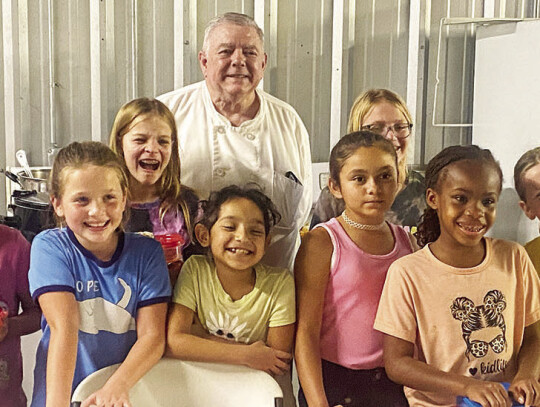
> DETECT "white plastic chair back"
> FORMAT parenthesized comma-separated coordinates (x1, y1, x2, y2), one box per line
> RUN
(71, 357, 283, 407)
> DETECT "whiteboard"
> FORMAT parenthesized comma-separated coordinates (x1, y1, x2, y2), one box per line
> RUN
(473, 20, 540, 244)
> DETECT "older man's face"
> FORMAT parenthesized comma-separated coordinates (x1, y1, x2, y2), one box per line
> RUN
(199, 23, 267, 100)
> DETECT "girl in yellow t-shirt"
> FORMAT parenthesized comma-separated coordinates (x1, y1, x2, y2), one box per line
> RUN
(166, 185, 296, 406)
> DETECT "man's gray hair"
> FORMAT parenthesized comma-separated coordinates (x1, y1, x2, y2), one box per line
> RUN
(202, 12, 264, 52)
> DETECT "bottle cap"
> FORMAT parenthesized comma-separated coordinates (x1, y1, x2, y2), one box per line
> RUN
(155, 233, 184, 248)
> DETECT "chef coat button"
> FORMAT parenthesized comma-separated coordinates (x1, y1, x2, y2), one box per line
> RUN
(246, 133, 255, 141)
(216, 126, 226, 134)
(214, 168, 225, 177)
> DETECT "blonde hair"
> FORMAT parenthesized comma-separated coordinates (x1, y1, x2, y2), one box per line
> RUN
(347, 89, 412, 185)
(514, 147, 540, 201)
(49, 141, 129, 226)
(109, 97, 193, 234)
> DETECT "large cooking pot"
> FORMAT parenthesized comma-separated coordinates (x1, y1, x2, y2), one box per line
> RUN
(10, 190, 55, 242)
(16, 167, 51, 193)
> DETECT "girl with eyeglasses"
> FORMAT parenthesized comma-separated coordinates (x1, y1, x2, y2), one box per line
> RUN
(311, 89, 426, 229)
(375, 145, 540, 407)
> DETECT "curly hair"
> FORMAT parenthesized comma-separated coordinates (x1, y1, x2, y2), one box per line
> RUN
(415, 145, 502, 247)
(198, 185, 281, 237)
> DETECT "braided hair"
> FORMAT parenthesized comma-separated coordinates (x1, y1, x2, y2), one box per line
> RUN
(415, 145, 502, 247)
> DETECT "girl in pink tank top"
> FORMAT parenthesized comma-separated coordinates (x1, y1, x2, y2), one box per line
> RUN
(295, 131, 417, 407)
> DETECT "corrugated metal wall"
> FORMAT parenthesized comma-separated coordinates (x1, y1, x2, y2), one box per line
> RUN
(1, 0, 540, 214)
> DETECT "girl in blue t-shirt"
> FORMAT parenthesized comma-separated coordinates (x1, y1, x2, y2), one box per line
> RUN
(29, 141, 170, 407)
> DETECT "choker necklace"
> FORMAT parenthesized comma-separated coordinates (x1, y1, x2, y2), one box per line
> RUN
(341, 211, 386, 231)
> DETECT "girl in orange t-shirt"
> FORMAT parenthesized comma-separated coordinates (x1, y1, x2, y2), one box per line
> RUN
(377, 145, 540, 407)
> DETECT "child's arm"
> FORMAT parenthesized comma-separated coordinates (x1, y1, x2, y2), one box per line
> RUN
(383, 334, 512, 406)
(262, 323, 294, 375)
(509, 320, 540, 406)
(0, 227, 40, 342)
(266, 324, 294, 354)
(294, 228, 335, 407)
(166, 303, 291, 375)
(0, 290, 41, 341)
(81, 302, 167, 407)
(39, 292, 80, 407)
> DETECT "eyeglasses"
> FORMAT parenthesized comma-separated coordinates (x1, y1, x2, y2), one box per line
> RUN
(361, 123, 413, 139)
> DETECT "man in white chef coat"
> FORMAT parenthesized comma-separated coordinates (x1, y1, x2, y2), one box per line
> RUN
(159, 12, 312, 270)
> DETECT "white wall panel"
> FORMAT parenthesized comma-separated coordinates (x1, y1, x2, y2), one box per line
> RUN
(422, 0, 539, 165)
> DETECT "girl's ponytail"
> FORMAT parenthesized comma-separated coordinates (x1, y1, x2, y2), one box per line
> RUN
(415, 207, 440, 247)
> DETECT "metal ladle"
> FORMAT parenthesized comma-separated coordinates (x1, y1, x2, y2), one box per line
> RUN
(16, 149, 34, 178)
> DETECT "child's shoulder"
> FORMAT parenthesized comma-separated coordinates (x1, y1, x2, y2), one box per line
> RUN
(183, 254, 210, 268)
(255, 262, 291, 275)
(388, 244, 434, 272)
(121, 233, 164, 261)
(387, 222, 413, 238)
(0, 225, 29, 262)
(0, 224, 28, 246)
(180, 255, 214, 278)
(123, 231, 161, 248)
(254, 262, 293, 285)
(301, 222, 333, 248)
(396, 245, 427, 260)
(488, 236, 527, 257)
(33, 227, 69, 246)
(524, 235, 540, 252)
(0, 224, 23, 238)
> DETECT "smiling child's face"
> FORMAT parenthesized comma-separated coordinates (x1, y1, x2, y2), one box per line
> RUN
(52, 164, 126, 260)
(519, 162, 540, 221)
(121, 114, 173, 190)
(427, 160, 501, 250)
(200, 198, 268, 274)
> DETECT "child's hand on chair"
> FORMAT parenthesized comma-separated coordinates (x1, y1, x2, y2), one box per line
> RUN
(81, 382, 131, 407)
(509, 377, 540, 406)
(463, 380, 512, 407)
(242, 340, 292, 375)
